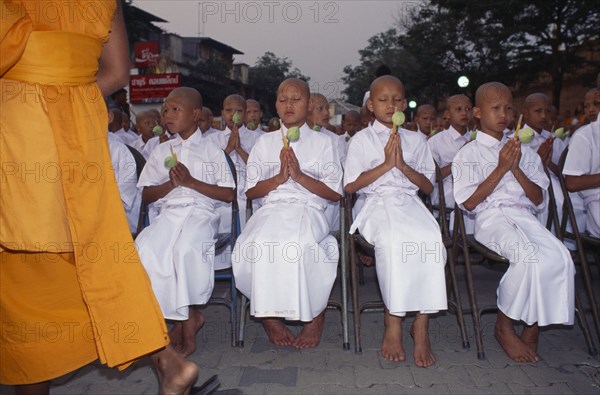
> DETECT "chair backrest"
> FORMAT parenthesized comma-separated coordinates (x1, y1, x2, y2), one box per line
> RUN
(125, 144, 146, 179)
(435, 164, 451, 240)
(222, 151, 240, 241)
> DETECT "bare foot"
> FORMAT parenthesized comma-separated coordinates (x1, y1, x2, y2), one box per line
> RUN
(262, 318, 295, 346)
(411, 313, 436, 368)
(293, 312, 326, 349)
(381, 309, 405, 362)
(358, 251, 374, 266)
(494, 312, 539, 363)
(180, 308, 205, 357)
(151, 345, 199, 395)
(169, 322, 184, 354)
(520, 324, 539, 353)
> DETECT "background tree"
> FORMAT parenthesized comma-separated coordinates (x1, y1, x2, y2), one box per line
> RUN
(249, 52, 310, 119)
(343, 0, 599, 110)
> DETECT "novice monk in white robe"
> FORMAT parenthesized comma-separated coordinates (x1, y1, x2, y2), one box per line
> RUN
(136, 87, 235, 357)
(453, 82, 575, 364)
(344, 76, 447, 368)
(232, 78, 343, 349)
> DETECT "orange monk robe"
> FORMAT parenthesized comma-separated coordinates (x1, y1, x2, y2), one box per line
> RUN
(0, 0, 168, 384)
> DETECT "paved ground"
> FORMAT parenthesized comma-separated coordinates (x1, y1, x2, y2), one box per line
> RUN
(2, 259, 599, 394)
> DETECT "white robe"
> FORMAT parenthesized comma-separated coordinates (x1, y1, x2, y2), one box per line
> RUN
(562, 121, 600, 237)
(344, 120, 447, 316)
(135, 130, 235, 320)
(315, 126, 344, 232)
(107, 133, 141, 234)
(232, 124, 343, 321)
(207, 126, 260, 270)
(453, 131, 575, 326)
(510, 125, 585, 238)
(129, 135, 160, 160)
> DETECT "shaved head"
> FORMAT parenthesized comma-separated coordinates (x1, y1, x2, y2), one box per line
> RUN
(447, 94, 471, 107)
(278, 78, 310, 98)
(224, 94, 246, 110)
(370, 75, 404, 97)
(524, 93, 550, 109)
(310, 93, 327, 102)
(475, 82, 512, 107)
(167, 87, 203, 109)
(416, 104, 436, 117)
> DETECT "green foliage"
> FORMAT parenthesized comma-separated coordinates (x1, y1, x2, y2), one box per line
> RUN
(249, 52, 310, 118)
(343, 0, 599, 109)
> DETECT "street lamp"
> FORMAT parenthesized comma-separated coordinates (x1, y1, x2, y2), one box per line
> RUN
(408, 100, 417, 122)
(457, 75, 469, 89)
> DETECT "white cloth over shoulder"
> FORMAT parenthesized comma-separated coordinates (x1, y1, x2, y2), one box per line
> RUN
(317, 126, 344, 232)
(232, 124, 343, 321)
(453, 131, 574, 326)
(107, 133, 141, 234)
(344, 121, 447, 316)
(129, 135, 160, 160)
(135, 130, 235, 320)
(562, 121, 600, 237)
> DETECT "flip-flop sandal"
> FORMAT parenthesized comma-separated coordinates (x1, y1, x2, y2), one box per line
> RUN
(190, 375, 221, 395)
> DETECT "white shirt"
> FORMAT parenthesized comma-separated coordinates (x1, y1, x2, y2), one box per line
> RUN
(246, 123, 343, 209)
(562, 121, 600, 204)
(129, 135, 160, 160)
(453, 131, 550, 215)
(114, 128, 136, 144)
(344, 120, 436, 198)
(107, 133, 141, 234)
(137, 129, 235, 209)
(206, 126, 260, 201)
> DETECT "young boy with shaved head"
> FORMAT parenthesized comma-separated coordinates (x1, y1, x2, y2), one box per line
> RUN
(136, 87, 236, 357)
(232, 78, 343, 350)
(344, 75, 447, 367)
(453, 82, 574, 364)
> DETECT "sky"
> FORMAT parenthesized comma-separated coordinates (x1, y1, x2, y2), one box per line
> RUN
(134, 1, 416, 99)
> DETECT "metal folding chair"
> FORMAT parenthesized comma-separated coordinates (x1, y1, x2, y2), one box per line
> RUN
(237, 199, 350, 349)
(455, 164, 597, 359)
(346, 170, 470, 353)
(556, 148, 600, 349)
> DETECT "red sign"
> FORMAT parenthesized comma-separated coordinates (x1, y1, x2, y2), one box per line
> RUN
(134, 41, 159, 67)
(129, 74, 181, 103)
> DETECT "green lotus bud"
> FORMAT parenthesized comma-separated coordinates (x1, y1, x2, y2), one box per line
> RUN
(247, 122, 255, 130)
(273, 119, 280, 128)
(517, 127, 535, 144)
(312, 124, 321, 131)
(470, 130, 477, 141)
(164, 156, 177, 169)
(152, 124, 164, 136)
(286, 126, 300, 142)
(392, 111, 405, 126)
(429, 129, 438, 137)
(345, 136, 351, 142)
(554, 127, 567, 140)
(232, 112, 241, 125)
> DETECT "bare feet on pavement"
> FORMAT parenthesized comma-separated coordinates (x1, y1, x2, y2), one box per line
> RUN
(151, 345, 199, 395)
(293, 312, 325, 349)
(495, 311, 539, 363)
(520, 324, 540, 353)
(180, 308, 205, 357)
(411, 313, 436, 367)
(381, 309, 405, 362)
(263, 318, 295, 346)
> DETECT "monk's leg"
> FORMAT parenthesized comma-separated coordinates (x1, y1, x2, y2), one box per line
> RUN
(293, 311, 326, 349)
(150, 345, 199, 395)
(14, 382, 50, 395)
(262, 318, 295, 346)
(381, 308, 405, 362)
(411, 313, 436, 367)
(495, 311, 538, 363)
(180, 307, 206, 357)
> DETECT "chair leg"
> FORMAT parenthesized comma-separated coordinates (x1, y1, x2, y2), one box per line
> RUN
(575, 291, 598, 356)
(238, 294, 248, 347)
(349, 235, 362, 353)
(457, 218, 485, 360)
(339, 214, 350, 350)
(230, 276, 238, 348)
(448, 242, 470, 349)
